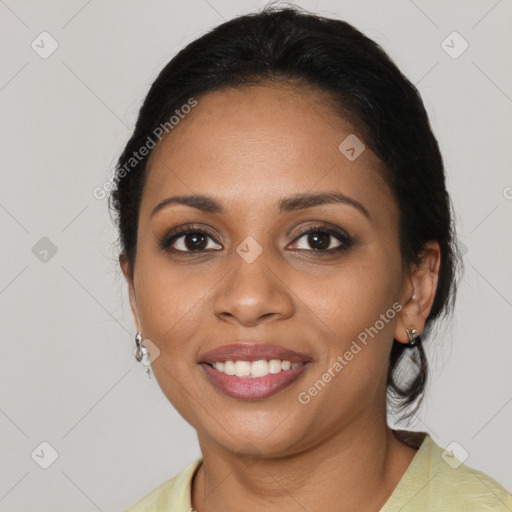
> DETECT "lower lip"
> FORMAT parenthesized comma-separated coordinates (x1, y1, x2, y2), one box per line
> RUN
(200, 362, 311, 400)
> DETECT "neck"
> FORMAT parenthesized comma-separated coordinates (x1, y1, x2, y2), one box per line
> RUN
(191, 419, 419, 512)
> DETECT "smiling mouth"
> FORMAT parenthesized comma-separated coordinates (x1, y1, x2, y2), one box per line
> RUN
(200, 360, 311, 400)
(204, 359, 307, 378)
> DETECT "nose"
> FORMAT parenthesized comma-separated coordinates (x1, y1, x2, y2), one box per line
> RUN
(213, 250, 295, 327)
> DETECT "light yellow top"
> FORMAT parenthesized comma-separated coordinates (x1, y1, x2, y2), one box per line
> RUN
(125, 432, 512, 511)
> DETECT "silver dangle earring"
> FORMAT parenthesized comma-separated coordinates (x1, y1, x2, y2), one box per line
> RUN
(134, 331, 152, 378)
(405, 328, 420, 347)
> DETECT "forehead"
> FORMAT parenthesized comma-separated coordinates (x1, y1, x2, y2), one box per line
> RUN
(141, 83, 390, 218)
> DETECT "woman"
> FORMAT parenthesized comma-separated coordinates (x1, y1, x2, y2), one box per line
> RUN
(110, 5, 512, 511)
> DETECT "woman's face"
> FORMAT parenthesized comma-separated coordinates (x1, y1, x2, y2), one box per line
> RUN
(123, 83, 416, 457)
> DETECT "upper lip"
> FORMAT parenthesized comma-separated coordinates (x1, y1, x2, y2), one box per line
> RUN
(199, 342, 311, 364)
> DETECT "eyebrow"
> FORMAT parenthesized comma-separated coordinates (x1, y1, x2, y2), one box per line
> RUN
(150, 191, 371, 220)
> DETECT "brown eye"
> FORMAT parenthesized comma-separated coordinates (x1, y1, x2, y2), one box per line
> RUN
(305, 232, 335, 250)
(289, 224, 354, 253)
(162, 228, 222, 253)
(182, 232, 209, 251)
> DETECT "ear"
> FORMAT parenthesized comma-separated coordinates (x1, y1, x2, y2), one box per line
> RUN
(119, 253, 142, 333)
(394, 241, 441, 344)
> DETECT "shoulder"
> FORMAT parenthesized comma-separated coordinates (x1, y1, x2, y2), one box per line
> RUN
(125, 458, 202, 512)
(382, 432, 512, 511)
(426, 436, 512, 510)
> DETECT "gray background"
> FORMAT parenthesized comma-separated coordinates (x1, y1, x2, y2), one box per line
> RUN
(1, 0, 511, 510)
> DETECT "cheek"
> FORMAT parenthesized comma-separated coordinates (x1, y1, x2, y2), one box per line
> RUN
(133, 261, 210, 422)
(133, 256, 217, 362)
(292, 255, 400, 340)
(293, 267, 399, 422)
(290, 256, 401, 407)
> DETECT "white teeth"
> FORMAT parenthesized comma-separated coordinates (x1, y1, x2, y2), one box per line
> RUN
(223, 360, 235, 375)
(251, 360, 269, 377)
(269, 359, 282, 374)
(209, 359, 305, 378)
(234, 360, 251, 377)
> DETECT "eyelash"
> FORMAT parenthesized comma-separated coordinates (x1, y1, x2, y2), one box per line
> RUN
(159, 222, 354, 256)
